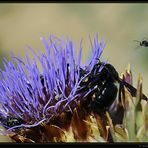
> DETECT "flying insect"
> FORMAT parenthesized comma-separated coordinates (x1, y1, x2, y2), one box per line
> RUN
(134, 40, 148, 47)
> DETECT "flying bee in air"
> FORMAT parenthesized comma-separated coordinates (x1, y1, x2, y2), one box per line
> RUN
(134, 40, 148, 47)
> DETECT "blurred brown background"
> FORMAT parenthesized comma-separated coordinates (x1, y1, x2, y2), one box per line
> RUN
(0, 3, 148, 142)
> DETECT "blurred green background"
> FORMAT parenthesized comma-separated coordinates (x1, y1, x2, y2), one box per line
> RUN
(0, 3, 148, 142)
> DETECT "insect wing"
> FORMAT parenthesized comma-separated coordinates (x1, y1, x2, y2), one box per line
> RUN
(118, 79, 147, 101)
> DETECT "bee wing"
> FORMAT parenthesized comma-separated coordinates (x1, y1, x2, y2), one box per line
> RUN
(108, 80, 125, 125)
(109, 78, 147, 125)
(118, 78, 147, 101)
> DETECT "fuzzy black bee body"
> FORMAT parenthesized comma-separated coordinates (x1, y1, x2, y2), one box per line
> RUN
(89, 81, 118, 113)
(79, 62, 148, 114)
(86, 63, 119, 113)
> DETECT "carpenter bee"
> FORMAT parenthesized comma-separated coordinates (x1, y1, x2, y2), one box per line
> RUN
(78, 61, 148, 114)
(134, 40, 148, 47)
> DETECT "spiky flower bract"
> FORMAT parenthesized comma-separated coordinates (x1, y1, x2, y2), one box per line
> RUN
(0, 33, 106, 142)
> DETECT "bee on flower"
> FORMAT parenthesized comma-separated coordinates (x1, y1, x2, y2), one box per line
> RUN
(0, 34, 147, 143)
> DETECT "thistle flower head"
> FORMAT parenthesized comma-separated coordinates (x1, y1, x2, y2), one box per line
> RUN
(0, 33, 105, 134)
(0, 34, 147, 143)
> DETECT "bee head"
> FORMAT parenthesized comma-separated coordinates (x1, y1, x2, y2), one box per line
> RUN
(101, 63, 119, 82)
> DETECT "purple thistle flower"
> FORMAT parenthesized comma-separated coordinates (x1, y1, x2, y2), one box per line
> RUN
(0, 33, 105, 134)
